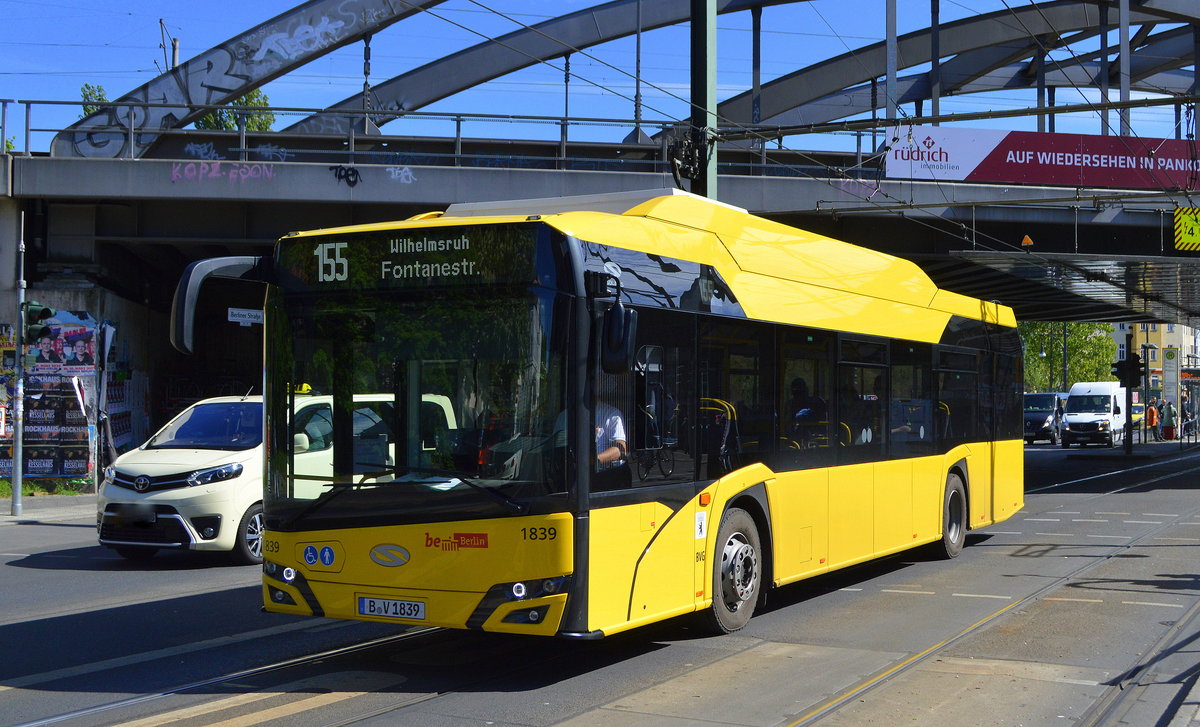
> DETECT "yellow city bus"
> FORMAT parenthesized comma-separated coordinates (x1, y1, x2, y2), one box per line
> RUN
(171, 189, 1023, 637)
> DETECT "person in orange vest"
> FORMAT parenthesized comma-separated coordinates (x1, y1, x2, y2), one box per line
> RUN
(1146, 398, 1161, 441)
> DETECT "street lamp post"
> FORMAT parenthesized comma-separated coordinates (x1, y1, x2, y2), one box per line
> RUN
(1142, 342, 1157, 443)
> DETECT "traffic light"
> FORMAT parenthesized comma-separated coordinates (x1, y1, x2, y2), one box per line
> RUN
(22, 301, 55, 342)
(1127, 352, 1146, 387)
(1111, 353, 1145, 389)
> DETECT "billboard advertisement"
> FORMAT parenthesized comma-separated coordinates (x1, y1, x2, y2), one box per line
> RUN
(0, 310, 99, 479)
(886, 126, 1200, 190)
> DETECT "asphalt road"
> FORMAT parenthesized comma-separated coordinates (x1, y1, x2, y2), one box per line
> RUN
(2, 444, 1199, 727)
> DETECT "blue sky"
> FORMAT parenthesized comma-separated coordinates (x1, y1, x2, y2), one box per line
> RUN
(1, 0, 1189, 152)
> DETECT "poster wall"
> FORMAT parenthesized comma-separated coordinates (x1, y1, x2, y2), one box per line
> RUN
(0, 311, 99, 479)
(886, 126, 1200, 190)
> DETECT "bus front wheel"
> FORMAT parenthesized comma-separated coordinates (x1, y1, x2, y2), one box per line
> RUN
(704, 507, 761, 634)
(934, 473, 967, 559)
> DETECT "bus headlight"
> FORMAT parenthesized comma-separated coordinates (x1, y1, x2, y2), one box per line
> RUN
(188, 463, 244, 487)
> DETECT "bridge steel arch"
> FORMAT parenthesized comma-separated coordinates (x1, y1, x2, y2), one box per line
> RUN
(775, 26, 1197, 129)
(51, 0, 448, 159)
(718, 0, 1199, 128)
(284, 0, 801, 135)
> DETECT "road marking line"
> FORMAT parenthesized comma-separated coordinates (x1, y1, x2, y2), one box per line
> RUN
(1072, 519, 1108, 523)
(1155, 537, 1200, 542)
(0, 552, 32, 557)
(1123, 601, 1184, 608)
(1055, 511, 1082, 515)
(882, 589, 935, 595)
(1125, 520, 1163, 524)
(0, 619, 343, 689)
(985, 531, 1022, 535)
(1035, 532, 1073, 537)
(1143, 513, 1176, 518)
(1045, 597, 1103, 603)
(952, 593, 1011, 600)
(1087, 534, 1132, 539)
(839, 588, 863, 592)
(116, 671, 409, 727)
(1097, 512, 1131, 516)
(1025, 518, 1061, 522)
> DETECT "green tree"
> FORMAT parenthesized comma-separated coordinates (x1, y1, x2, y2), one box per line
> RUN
(195, 88, 275, 132)
(4, 137, 12, 153)
(1019, 321, 1117, 392)
(81, 83, 109, 117)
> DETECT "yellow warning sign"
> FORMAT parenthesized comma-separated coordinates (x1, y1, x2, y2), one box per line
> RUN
(1176, 208, 1200, 251)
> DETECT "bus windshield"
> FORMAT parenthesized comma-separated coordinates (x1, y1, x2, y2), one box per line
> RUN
(263, 287, 570, 530)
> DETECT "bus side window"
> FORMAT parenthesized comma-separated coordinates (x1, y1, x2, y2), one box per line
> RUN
(775, 328, 835, 471)
(630, 308, 694, 484)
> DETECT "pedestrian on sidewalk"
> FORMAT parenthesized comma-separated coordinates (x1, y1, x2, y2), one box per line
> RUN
(1162, 399, 1178, 440)
(1146, 397, 1161, 441)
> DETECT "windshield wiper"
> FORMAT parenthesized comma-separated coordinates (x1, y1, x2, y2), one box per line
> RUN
(396, 466, 528, 514)
(278, 480, 359, 530)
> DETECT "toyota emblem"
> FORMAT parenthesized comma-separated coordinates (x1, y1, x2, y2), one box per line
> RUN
(133, 475, 151, 492)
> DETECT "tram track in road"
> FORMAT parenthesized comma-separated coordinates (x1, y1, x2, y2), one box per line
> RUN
(8, 627, 442, 727)
(786, 456, 1200, 727)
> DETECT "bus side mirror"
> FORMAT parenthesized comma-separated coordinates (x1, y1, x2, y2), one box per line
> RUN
(601, 301, 638, 374)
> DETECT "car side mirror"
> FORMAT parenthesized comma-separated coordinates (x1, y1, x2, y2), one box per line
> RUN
(293, 432, 310, 453)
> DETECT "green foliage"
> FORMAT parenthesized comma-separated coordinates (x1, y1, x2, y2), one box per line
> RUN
(1019, 321, 1117, 392)
(81, 83, 109, 118)
(0, 478, 88, 497)
(4, 136, 13, 153)
(195, 88, 276, 132)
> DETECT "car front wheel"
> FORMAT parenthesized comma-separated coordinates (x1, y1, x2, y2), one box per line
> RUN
(230, 503, 264, 565)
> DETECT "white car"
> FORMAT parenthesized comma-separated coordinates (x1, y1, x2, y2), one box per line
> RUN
(97, 396, 265, 564)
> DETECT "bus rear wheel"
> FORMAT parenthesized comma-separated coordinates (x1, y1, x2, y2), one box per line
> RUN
(933, 472, 967, 559)
(704, 507, 761, 634)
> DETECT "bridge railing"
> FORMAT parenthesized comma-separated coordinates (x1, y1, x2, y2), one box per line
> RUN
(3, 99, 877, 180)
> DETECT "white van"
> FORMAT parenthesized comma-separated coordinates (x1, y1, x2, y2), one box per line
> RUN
(97, 392, 458, 563)
(1061, 381, 1126, 448)
(97, 396, 265, 563)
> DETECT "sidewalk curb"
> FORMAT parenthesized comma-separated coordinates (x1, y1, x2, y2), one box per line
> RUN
(0, 495, 97, 526)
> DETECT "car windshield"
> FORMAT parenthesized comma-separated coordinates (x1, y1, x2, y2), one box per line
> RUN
(146, 402, 262, 450)
(1024, 394, 1057, 412)
(1066, 395, 1111, 414)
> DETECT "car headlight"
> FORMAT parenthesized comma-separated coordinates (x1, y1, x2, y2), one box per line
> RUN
(1044, 415, 1053, 427)
(1098, 420, 1110, 430)
(187, 463, 244, 487)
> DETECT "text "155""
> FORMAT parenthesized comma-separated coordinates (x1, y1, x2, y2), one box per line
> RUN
(314, 242, 348, 282)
